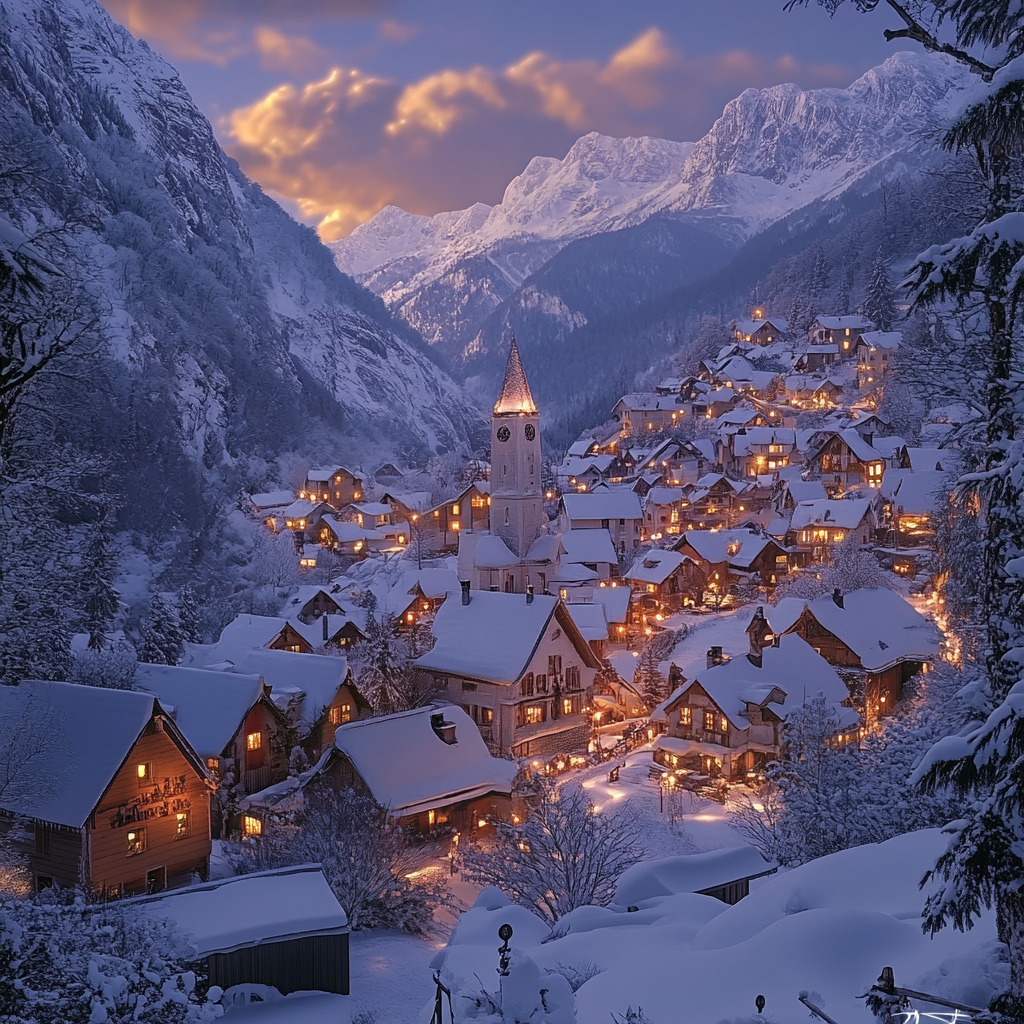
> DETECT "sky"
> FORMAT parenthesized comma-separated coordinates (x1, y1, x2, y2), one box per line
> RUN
(99, 0, 900, 239)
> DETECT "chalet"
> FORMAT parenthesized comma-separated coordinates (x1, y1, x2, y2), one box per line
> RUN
(722, 427, 796, 479)
(567, 437, 600, 458)
(650, 633, 856, 777)
(793, 345, 838, 373)
(730, 315, 789, 346)
(248, 490, 296, 519)
(591, 653, 647, 723)
(135, 865, 350, 996)
(592, 583, 632, 640)
(414, 587, 602, 757)
(561, 454, 615, 491)
(301, 466, 363, 506)
(374, 461, 404, 483)
(415, 482, 491, 552)
(855, 331, 900, 388)
(808, 315, 875, 357)
(559, 528, 619, 580)
(0, 681, 213, 895)
(760, 588, 940, 716)
(691, 386, 739, 420)
(615, 846, 778, 906)
(369, 566, 461, 628)
(133, 664, 290, 805)
(184, 613, 319, 659)
(213, 648, 371, 760)
(686, 474, 753, 529)
(625, 549, 703, 613)
(559, 490, 643, 556)
(674, 528, 790, 592)
(281, 499, 333, 540)
(881, 468, 948, 544)
(611, 393, 687, 436)
(279, 584, 348, 624)
(341, 500, 399, 530)
(788, 498, 877, 563)
(712, 406, 767, 431)
(805, 429, 887, 494)
(564, 598, 612, 657)
(316, 704, 518, 833)
(643, 486, 686, 539)
(318, 515, 377, 558)
(784, 374, 843, 410)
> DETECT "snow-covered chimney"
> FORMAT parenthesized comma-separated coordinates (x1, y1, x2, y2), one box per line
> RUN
(832, 587, 844, 608)
(706, 645, 725, 669)
(430, 711, 457, 745)
(461, 580, 471, 606)
(526, 585, 534, 605)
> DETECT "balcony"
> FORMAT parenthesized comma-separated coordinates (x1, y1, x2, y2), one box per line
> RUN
(243, 766, 270, 793)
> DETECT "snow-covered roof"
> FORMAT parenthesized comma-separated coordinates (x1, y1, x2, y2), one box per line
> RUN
(679, 529, 770, 566)
(784, 478, 827, 504)
(320, 515, 368, 542)
(249, 490, 296, 510)
(334, 704, 517, 816)
(615, 845, 777, 905)
(733, 317, 788, 336)
(279, 584, 349, 619)
(282, 499, 319, 518)
(714, 408, 759, 426)
(306, 465, 359, 483)
(645, 486, 683, 507)
(135, 865, 348, 956)
(903, 447, 962, 475)
(563, 454, 615, 477)
(0, 681, 170, 829)
(567, 439, 597, 458)
(564, 602, 609, 641)
(731, 427, 795, 455)
(561, 491, 643, 522)
(415, 591, 597, 684)
(836, 428, 883, 463)
(626, 548, 690, 585)
(790, 498, 871, 530)
(133, 664, 266, 760)
(494, 338, 537, 414)
(561, 529, 617, 565)
(224, 648, 354, 726)
(592, 585, 631, 624)
(882, 469, 947, 516)
(767, 588, 940, 672)
(813, 315, 874, 331)
(801, 343, 839, 354)
(607, 649, 639, 684)
(473, 533, 519, 568)
(347, 501, 392, 516)
(614, 392, 681, 412)
(858, 330, 901, 350)
(526, 533, 562, 562)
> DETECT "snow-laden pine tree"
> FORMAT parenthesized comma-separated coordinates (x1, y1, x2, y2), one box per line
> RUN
(863, 248, 898, 331)
(789, 0, 1024, 1008)
(81, 517, 120, 651)
(137, 593, 185, 666)
(178, 581, 200, 645)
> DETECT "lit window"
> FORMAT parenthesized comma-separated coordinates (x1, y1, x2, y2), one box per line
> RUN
(328, 706, 342, 725)
(175, 812, 190, 839)
(205, 757, 219, 778)
(244, 815, 262, 836)
(428, 809, 436, 827)
(721, 716, 729, 733)
(341, 703, 352, 723)
(451, 504, 460, 515)
(525, 705, 544, 725)
(704, 711, 715, 732)
(137, 763, 152, 787)
(563, 698, 573, 716)
(126, 829, 146, 856)
(246, 731, 262, 752)
(680, 707, 691, 726)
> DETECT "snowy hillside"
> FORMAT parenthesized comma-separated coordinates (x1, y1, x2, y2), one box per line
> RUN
(330, 52, 971, 361)
(0, 0, 482, 482)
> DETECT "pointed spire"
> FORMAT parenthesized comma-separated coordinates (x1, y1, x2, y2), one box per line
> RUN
(493, 335, 537, 414)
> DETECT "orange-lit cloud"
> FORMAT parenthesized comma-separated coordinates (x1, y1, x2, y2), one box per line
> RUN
(253, 26, 327, 71)
(379, 19, 419, 44)
(224, 30, 851, 240)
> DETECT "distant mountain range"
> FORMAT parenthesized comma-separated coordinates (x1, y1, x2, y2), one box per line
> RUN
(330, 52, 973, 442)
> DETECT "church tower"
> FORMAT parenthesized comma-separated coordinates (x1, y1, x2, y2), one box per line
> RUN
(490, 337, 543, 558)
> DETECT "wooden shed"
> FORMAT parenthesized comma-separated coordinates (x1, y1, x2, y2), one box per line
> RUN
(134, 864, 350, 995)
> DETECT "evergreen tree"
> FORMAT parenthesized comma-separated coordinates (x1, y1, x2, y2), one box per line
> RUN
(177, 581, 200, 645)
(137, 593, 185, 666)
(635, 644, 668, 712)
(81, 519, 120, 651)
(863, 249, 898, 331)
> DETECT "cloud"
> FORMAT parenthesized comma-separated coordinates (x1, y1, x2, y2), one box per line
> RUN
(100, 0, 390, 63)
(224, 30, 852, 240)
(253, 26, 327, 71)
(379, 19, 419, 44)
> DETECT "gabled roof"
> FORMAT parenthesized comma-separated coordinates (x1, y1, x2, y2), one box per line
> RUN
(133, 664, 267, 760)
(733, 316, 788, 336)
(813, 315, 875, 331)
(882, 469, 947, 516)
(564, 601, 609, 641)
(561, 491, 643, 522)
(473, 533, 519, 568)
(567, 438, 598, 458)
(903, 447, 963, 475)
(613, 392, 682, 412)
(626, 548, 691, 585)
(767, 588, 940, 672)
(415, 591, 599, 684)
(791, 498, 871, 530)
(0, 680, 205, 829)
(645, 486, 683, 507)
(592, 585, 631, 624)
(676, 528, 772, 567)
(561, 528, 617, 565)
(858, 330, 901, 350)
(306, 465, 361, 482)
(493, 337, 537, 415)
(249, 490, 296, 510)
(333, 704, 517, 816)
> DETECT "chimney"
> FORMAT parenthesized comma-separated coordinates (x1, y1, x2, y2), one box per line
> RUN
(526, 584, 534, 605)
(706, 645, 724, 669)
(746, 651, 763, 668)
(430, 711, 458, 745)
(323, 613, 329, 643)
(461, 580, 471, 606)
(832, 587, 844, 609)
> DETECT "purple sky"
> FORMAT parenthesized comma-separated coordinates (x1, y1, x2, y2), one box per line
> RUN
(100, 0, 901, 238)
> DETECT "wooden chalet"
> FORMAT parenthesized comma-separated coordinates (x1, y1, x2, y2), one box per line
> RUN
(787, 498, 877, 564)
(279, 585, 346, 624)
(415, 482, 491, 553)
(759, 589, 940, 717)
(731, 315, 788, 346)
(805, 429, 886, 495)
(625, 548, 703, 614)
(301, 465, 364, 506)
(134, 865, 350, 996)
(855, 331, 900, 388)
(414, 587, 601, 757)
(807, 315, 875, 355)
(674, 528, 790, 594)
(0, 681, 213, 895)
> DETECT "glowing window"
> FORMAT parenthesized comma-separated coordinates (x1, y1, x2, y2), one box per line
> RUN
(563, 698, 573, 716)
(175, 811, 190, 839)
(246, 731, 262, 752)
(126, 829, 146, 856)
(136, 763, 152, 787)
(704, 711, 715, 732)
(721, 716, 729, 733)
(680, 707, 691, 726)
(244, 815, 262, 836)
(525, 705, 544, 725)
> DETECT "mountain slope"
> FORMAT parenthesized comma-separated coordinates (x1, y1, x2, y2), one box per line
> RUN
(0, 0, 482, 506)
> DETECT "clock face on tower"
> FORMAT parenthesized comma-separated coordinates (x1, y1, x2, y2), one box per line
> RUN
(524, 424, 536, 441)
(496, 425, 511, 442)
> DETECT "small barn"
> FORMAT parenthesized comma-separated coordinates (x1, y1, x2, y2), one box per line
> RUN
(135, 864, 349, 995)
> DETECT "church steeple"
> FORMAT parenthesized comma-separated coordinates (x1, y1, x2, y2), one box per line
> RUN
(493, 336, 537, 415)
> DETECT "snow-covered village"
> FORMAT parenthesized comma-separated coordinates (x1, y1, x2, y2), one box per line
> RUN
(2, 1, 1024, 1022)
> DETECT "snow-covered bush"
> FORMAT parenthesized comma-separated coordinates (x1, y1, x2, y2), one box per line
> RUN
(0, 888, 217, 1023)
(69, 639, 137, 690)
(461, 785, 644, 925)
(775, 536, 896, 601)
